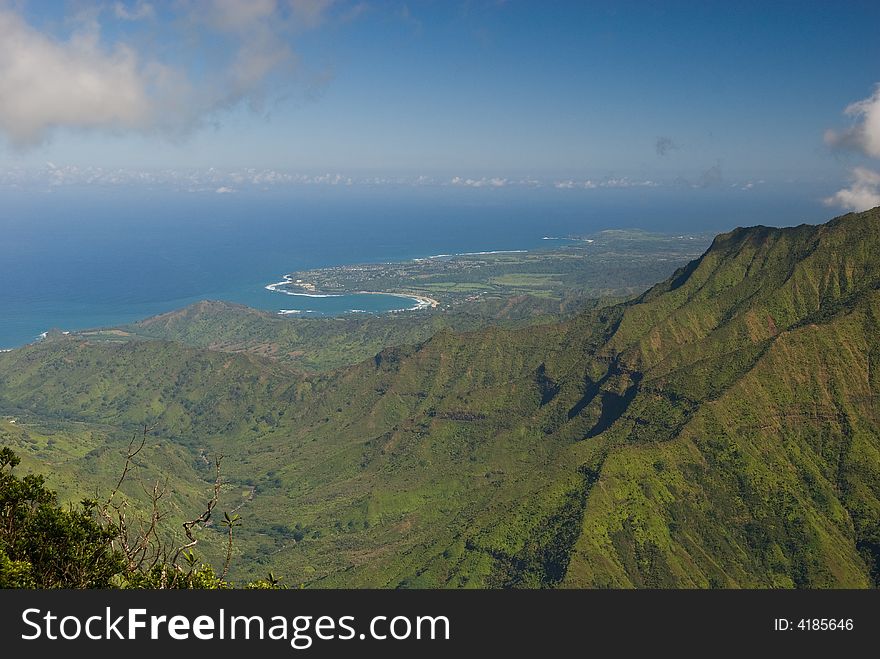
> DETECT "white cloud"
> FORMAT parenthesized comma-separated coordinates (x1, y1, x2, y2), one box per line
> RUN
(0, 167, 670, 193)
(823, 85, 880, 212)
(0, 3, 327, 148)
(734, 180, 763, 191)
(823, 167, 880, 212)
(182, 1, 296, 106)
(289, 0, 337, 28)
(602, 177, 657, 188)
(113, 2, 155, 21)
(0, 10, 154, 147)
(824, 84, 880, 158)
(204, 0, 279, 30)
(552, 177, 657, 190)
(450, 176, 508, 188)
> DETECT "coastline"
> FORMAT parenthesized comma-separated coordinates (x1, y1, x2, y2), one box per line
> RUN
(423, 249, 528, 259)
(266, 274, 439, 312)
(354, 289, 439, 311)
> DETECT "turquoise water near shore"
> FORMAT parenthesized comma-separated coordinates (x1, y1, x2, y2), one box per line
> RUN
(0, 185, 830, 349)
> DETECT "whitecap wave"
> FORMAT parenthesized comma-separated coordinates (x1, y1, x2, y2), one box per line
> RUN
(428, 249, 527, 258)
(267, 272, 437, 315)
(459, 249, 528, 256)
(266, 274, 342, 297)
(274, 291, 343, 298)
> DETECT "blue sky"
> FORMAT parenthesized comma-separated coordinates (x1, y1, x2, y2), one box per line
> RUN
(1, 1, 879, 208)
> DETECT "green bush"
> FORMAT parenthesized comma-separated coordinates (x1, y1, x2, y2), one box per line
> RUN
(0, 447, 283, 590)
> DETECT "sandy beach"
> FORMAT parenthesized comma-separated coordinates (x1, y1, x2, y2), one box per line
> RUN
(266, 274, 439, 311)
(354, 290, 440, 311)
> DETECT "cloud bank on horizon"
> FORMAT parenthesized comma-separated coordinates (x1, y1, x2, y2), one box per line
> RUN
(825, 85, 880, 212)
(0, 0, 331, 148)
(2, 163, 777, 194)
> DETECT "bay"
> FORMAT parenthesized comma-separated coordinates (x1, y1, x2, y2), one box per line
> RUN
(0, 184, 828, 349)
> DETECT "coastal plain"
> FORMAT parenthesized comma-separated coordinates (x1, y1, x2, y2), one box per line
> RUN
(274, 229, 712, 309)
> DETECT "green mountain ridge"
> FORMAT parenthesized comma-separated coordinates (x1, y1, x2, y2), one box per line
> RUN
(90, 295, 598, 371)
(1, 208, 878, 588)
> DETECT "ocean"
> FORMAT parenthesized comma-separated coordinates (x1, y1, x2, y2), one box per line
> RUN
(0, 184, 832, 349)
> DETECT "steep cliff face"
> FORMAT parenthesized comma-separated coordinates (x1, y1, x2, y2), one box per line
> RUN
(551, 209, 880, 587)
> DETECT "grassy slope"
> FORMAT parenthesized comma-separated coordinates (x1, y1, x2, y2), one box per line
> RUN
(1, 208, 878, 587)
(561, 212, 880, 587)
(100, 295, 595, 372)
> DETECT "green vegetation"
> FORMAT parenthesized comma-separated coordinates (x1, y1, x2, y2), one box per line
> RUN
(1, 209, 879, 588)
(276, 230, 710, 306)
(0, 445, 281, 589)
(91, 296, 598, 372)
(0, 446, 120, 588)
